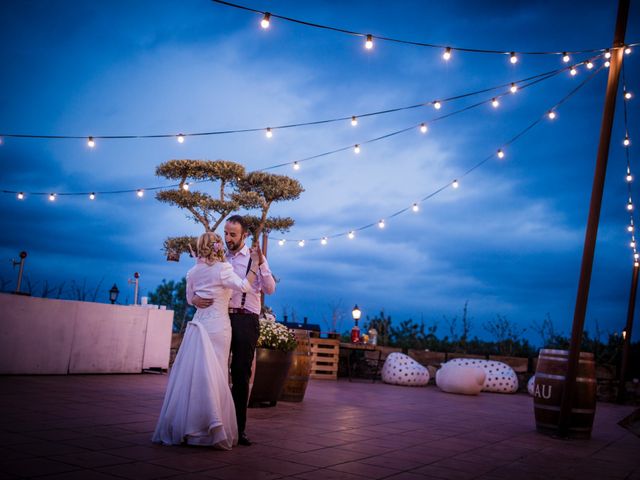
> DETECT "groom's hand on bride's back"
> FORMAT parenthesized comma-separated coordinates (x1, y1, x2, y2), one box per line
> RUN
(192, 294, 213, 309)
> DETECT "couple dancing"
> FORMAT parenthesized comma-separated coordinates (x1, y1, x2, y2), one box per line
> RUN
(152, 215, 276, 449)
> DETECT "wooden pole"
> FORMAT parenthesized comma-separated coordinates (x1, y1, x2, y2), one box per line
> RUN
(618, 264, 639, 403)
(558, 0, 630, 436)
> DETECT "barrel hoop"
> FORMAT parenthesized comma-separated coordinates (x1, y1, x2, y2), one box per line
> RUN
(536, 422, 592, 432)
(535, 373, 597, 383)
(538, 356, 596, 364)
(535, 404, 560, 411)
(286, 375, 310, 381)
(534, 404, 595, 414)
(539, 349, 595, 359)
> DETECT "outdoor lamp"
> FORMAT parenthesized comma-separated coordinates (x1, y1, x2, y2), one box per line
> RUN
(351, 305, 362, 343)
(352, 305, 361, 321)
(109, 284, 119, 304)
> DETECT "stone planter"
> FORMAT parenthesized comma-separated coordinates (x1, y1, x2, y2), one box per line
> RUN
(248, 348, 293, 407)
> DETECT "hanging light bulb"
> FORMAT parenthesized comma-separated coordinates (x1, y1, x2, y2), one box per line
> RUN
(17, 192, 24, 200)
(509, 52, 518, 64)
(433, 101, 441, 110)
(351, 116, 358, 126)
(137, 189, 144, 198)
(624, 136, 631, 147)
(604, 49, 611, 59)
(293, 161, 300, 170)
(635, 252, 639, 260)
(624, 46, 632, 55)
(452, 179, 459, 189)
(631, 240, 637, 249)
(625, 91, 633, 100)
(491, 98, 500, 108)
(510, 83, 518, 94)
(628, 199, 634, 211)
(412, 203, 419, 212)
(586, 61, 594, 69)
(497, 149, 505, 159)
(298, 240, 305, 247)
(321, 237, 328, 245)
(635, 260, 639, 267)
(420, 123, 428, 134)
(570, 66, 578, 76)
(278, 239, 285, 246)
(605, 60, 611, 68)
(627, 168, 633, 182)
(628, 223, 635, 233)
(378, 219, 385, 229)
(265, 127, 273, 138)
(182, 182, 190, 191)
(260, 12, 271, 29)
(87, 136, 95, 148)
(89, 192, 96, 200)
(348, 231, 355, 239)
(354, 144, 360, 154)
(49, 193, 56, 202)
(443, 47, 452, 61)
(562, 52, 570, 63)
(548, 110, 557, 120)
(177, 134, 185, 143)
(365, 34, 373, 50)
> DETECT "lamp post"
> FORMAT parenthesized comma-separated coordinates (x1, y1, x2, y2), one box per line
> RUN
(128, 272, 140, 305)
(12, 251, 27, 294)
(109, 284, 119, 304)
(351, 305, 361, 343)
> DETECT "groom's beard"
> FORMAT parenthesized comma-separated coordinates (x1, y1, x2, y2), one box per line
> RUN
(226, 240, 244, 253)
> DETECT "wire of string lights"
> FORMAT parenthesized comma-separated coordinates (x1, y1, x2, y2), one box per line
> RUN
(273, 66, 604, 245)
(621, 62, 638, 265)
(210, 0, 638, 58)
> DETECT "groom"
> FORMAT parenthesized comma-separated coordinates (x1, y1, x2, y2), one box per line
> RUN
(192, 215, 276, 446)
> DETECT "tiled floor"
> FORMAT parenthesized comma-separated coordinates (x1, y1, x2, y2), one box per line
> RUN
(0, 374, 638, 479)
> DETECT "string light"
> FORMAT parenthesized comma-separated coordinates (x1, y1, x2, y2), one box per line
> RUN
(625, 91, 633, 100)
(260, 12, 271, 29)
(354, 144, 360, 154)
(625, 46, 632, 55)
(629, 222, 635, 233)
(497, 149, 505, 159)
(604, 49, 611, 59)
(433, 101, 442, 110)
(443, 47, 452, 61)
(548, 110, 557, 120)
(87, 136, 95, 148)
(635, 260, 639, 267)
(177, 134, 185, 143)
(628, 199, 634, 211)
(298, 240, 305, 247)
(635, 253, 639, 260)
(420, 123, 428, 134)
(365, 34, 373, 50)
(452, 179, 459, 189)
(348, 231, 355, 239)
(570, 66, 578, 76)
(509, 52, 518, 64)
(49, 193, 56, 202)
(562, 52, 570, 63)
(182, 182, 190, 191)
(293, 161, 300, 170)
(624, 136, 631, 147)
(412, 203, 419, 212)
(278, 239, 285, 246)
(17, 192, 24, 200)
(586, 61, 594, 69)
(378, 219, 385, 229)
(321, 237, 328, 245)
(627, 168, 633, 183)
(265, 127, 273, 138)
(89, 192, 96, 200)
(491, 98, 500, 108)
(631, 240, 636, 249)
(510, 83, 518, 94)
(351, 116, 358, 126)
(605, 60, 611, 68)
(137, 189, 144, 198)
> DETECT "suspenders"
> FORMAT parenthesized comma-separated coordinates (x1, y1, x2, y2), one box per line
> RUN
(240, 258, 252, 309)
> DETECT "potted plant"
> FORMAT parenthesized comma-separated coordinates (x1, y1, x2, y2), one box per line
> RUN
(248, 320, 298, 407)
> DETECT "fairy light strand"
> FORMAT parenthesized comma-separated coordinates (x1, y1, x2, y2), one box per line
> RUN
(622, 62, 637, 264)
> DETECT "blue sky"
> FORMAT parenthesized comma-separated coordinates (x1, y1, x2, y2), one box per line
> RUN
(1, 1, 639, 343)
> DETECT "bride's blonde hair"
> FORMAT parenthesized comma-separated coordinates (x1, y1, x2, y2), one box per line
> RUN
(196, 232, 225, 265)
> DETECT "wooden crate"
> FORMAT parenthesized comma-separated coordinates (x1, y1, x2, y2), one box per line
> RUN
(310, 338, 340, 380)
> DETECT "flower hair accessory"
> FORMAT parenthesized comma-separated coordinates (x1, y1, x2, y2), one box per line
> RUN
(213, 241, 222, 253)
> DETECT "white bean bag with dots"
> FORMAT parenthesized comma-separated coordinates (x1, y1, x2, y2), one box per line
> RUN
(381, 352, 430, 387)
(527, 375, 535, 396)
(435, 363, 485, 395)
(447, 358, 519, 394)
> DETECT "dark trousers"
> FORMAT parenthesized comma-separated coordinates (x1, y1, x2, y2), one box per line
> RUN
(230, 312, 260, 434)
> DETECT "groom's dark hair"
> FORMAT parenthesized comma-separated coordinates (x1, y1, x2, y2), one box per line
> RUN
(226, 214, 249, 233)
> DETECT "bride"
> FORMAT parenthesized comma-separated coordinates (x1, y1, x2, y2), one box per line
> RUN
(152, 232, 259, 450)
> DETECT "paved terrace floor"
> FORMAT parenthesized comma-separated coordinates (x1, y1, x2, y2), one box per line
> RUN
(0, 375, 638, 480)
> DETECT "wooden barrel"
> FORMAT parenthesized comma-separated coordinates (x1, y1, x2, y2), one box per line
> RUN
(279, 329, 312, 402)
(533, 348, 596, 439)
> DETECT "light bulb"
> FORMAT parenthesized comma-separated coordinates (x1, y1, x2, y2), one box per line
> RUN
(492, 98, 499, 108)
(562, 52, 570, 63)
(497, 149, 505, 159)
(278, 239, 285, 246)
(354, 144, 360, 154)
(452, 179, 459, 189)
(265, 127, 273, 138)
(177, 134, 185, 143)
(570, 67, 577, 76)
(49, 193, 56, 201)
(260, 12, 271, 29)
(433, 101, 441, 110)
(443, 47, 452, 61)
(510, 83, 518, 94)
(89, 192, 96, 200)
(625, 91, 632, 100)
(548, 110, 557, 120)
(605, 61, 611, 68)
(351, 116, 358, 126)
(182, 183, 190, 191)
(625, 46, 632, 55)
(17, 192, 24, 200)
(635, 260, 639, 267)
(586, 61, 594, 69)
(412, 203, 419, 212)
(365, 34, 373, 50)
(348, 231, 355, 239)
(137, 189, 144, 198)
(628, 199, 634, 211)
(87, 136, 95, 148)
(378, 219, 385, 229)
(632, 241, 637, 249)
(298, 240, 305, 247)
(627, 171, 633, 182)
(604, 49, 611, 59)
(629, 224, 635, 233)
(420, 123, 428, 134)
(321, 237, 328, 245)
(293, 161, 300, 170)
(635, 252, 639, 260)
(624, 136, 630, 147)
(510, 52, 518, 64)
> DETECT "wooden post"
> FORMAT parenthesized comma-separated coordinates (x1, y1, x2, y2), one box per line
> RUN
(558, 0, 630, 436)
(618, 263, 639, 403)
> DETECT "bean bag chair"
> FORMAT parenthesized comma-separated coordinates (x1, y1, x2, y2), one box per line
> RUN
(381, 352, 430, 386)
(446, 358, 519, 394)
(435, 362, 485, 395)
(527, 375, 535, 396)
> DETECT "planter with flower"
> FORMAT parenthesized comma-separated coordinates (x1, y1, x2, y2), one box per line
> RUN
(248, 319, 298, 407)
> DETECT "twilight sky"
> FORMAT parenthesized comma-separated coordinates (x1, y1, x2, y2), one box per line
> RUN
(1, 0, 639, 342)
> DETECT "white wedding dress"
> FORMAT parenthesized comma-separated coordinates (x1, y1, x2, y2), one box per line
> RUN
(152, 261, 252, 450)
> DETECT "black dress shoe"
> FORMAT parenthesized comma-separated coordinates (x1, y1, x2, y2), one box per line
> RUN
(238, 433, 252, 446)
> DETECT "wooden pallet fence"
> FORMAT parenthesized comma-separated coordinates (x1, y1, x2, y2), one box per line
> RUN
(309, 338, 339, 380)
